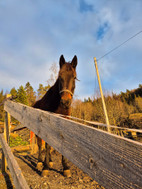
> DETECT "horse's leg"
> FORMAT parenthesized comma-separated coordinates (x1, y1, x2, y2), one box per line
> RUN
(36, 136, 43, 171)
(41, 143, 53, 177)
(62, 155, 71, 177)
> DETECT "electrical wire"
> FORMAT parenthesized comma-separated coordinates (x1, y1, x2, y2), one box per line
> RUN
(97, 30, 142, 61)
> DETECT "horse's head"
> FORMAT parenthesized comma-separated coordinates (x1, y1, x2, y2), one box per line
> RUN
(58, 55, 77, 109)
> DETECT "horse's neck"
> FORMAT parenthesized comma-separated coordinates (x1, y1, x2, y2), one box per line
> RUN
(42, 78, 72, 115)
(50, 78, 60, 97)
(48, 78, 61, 102)
(41, 79, 61, 111)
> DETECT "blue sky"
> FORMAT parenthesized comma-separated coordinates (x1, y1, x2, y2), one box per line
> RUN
(0, 0, 142, 99)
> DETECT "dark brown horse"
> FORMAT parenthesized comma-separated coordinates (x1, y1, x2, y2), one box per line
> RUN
(33, 55, 78, 177)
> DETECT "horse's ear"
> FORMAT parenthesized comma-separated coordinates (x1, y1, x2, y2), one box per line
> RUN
(59, 55, 65, 68)
(71, 55, 77, 69)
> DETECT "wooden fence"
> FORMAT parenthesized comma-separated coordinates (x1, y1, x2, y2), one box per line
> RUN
(0, 134, 29, 189)
(1, 100, 142, 189)
(0, 99, 29, 189)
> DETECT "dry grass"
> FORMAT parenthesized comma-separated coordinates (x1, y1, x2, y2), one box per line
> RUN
(129, 113, 142, 120)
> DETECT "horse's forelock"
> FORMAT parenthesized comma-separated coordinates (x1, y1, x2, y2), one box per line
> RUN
(59, 63, 76, 74)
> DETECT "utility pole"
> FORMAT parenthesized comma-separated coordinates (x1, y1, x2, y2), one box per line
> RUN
(94, 57, 111, 133)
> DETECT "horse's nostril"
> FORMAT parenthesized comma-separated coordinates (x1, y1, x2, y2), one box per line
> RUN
(66, 100, 71, 106)
(60, 99, 71, 108)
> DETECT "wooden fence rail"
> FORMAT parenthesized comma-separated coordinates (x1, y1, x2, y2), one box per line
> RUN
(63, 116, 142, 140)
(0, 94, 30, 188)
(3, 100, 142, 189)
(0, 134, 29, 189)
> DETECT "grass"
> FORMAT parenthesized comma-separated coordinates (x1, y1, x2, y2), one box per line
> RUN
(0, 132, 29, 149)
(9, 135, 28, 147)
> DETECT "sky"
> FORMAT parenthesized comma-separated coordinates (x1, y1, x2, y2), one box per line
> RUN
(0, 0, 142, 100)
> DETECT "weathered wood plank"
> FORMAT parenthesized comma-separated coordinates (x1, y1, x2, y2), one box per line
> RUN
(66, 116, 142, 133)
(4, 111, 11, 144)
(4, 94, 12, 143)
(0, 134, 29, 189)
(1, 150, 6, 173)
(2, 94, 12, 173)
(4, 100, 142, 189)
(2, 110, 11, 172)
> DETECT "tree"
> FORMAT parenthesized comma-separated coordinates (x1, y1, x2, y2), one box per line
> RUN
(10, 87, 17, 98)
(47, 63, 58, 86)
(0, 90, 5, 121)
(17, 85, 28, 105)
(25, 82, 36, 106)
(134, 97, 142, 113)
(71, 99, 82, 119)
(37, 63, 58, 99)
(37, 84, 50, 99)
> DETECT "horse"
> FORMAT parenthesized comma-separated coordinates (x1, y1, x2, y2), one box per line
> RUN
(33, 55, 78, 177)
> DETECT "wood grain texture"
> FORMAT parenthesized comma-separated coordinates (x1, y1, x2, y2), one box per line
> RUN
(0, 134, 29, 189)
(4, 100, 142, 189)
(67, 116, 142, 133)
(2, 96, 11, 173)
(2, 112, 10, 173)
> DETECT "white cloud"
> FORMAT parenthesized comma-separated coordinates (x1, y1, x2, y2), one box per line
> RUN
(0, 0, 142, 98)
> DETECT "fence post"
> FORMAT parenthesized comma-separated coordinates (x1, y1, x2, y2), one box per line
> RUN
(2, 94, 11, 173)
(30, 131, 45, 154)
(94, 58, 111, 133)
(30, 131, 38, 155)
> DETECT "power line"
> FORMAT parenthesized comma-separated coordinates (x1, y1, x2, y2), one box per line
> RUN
(97, 30, 142, 61)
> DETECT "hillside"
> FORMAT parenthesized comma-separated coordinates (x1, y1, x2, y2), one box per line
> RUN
(72, 84, 142, 129)
(0, 84, 142, 129)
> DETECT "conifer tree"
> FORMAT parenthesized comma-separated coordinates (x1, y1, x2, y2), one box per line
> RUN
(17, 85, 28, 105)
(0, 90, 5, 121)
(25, 82, 36, 106)
(37, 84, 50, 99)
(10, 87, 17, 98)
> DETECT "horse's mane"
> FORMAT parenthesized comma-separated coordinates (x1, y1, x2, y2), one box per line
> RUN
(33, 78, 61, 112)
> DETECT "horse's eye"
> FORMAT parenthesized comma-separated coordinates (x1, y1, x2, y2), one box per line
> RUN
(60, 77, 64, 83)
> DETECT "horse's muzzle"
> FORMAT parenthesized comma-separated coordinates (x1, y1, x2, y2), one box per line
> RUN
(60, 90, 72, 109)
(60, 99, 71, 109)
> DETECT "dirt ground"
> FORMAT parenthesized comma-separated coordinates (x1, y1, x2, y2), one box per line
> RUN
(0, 146, 104, 189)
(0, 121, 141, 188)
(0, 124, 104, 189)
